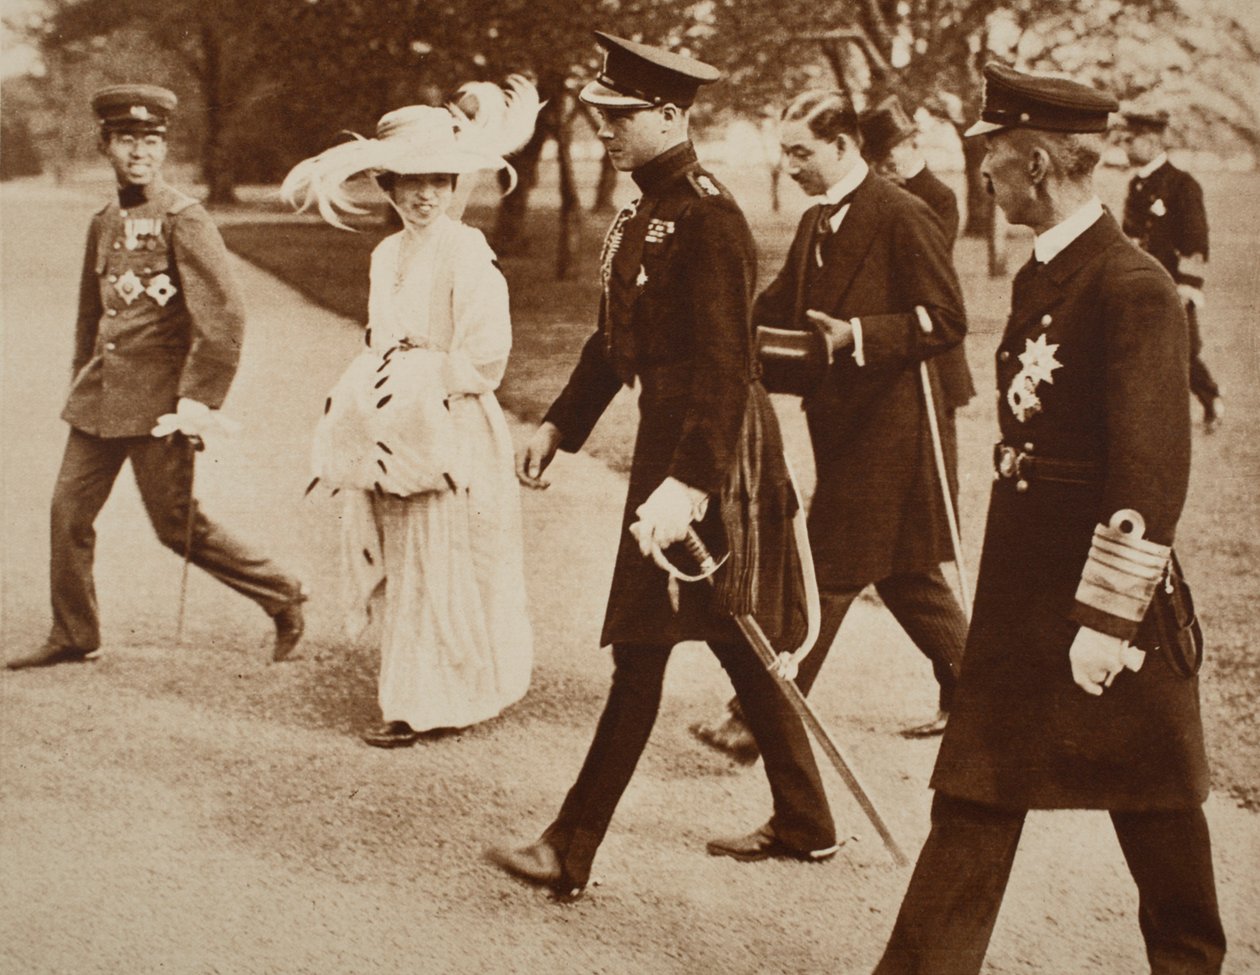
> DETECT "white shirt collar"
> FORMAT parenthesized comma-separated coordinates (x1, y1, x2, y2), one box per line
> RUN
(1137, 152, 1168, 180)
(1033, 197, 1104, 265)
(900, 158, 926, 180)
(820, 159, 868, 231)
(823, 158, 869, 206)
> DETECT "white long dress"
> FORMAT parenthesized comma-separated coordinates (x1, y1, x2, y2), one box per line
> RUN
(313, 215, 532, 731)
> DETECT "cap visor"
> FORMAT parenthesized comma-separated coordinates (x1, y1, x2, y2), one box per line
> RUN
(963, 119, 1009, 138)
(579, 81, 652, 109)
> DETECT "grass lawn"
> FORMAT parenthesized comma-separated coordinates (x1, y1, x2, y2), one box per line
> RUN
(220, 162, 1259, 810)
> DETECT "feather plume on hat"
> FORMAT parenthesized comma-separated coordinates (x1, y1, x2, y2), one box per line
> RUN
(281, 75, 541, 230)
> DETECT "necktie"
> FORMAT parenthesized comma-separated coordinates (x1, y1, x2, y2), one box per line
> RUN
(814, 190, 856, 266)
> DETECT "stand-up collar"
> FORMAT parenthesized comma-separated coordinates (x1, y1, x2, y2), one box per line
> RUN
(1136, 152, 1169, 180)
(632, 141, 697, 193)
(118, 180, 157, 208)
(1033, 196, 1103, 265)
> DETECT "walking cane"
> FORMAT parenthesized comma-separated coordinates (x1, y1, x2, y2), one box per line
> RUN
(175, 434, 205, 645)
(637, 523, 910, 866)
(914, 306, 971, 620)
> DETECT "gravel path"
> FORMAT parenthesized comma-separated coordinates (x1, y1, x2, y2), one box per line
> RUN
(2, 182, 1257, 975)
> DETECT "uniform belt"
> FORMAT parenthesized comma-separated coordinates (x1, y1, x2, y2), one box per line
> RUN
(993, 443, 1101, 491)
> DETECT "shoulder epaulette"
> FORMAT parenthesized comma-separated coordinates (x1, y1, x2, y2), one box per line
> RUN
(686, 170, 724, 199)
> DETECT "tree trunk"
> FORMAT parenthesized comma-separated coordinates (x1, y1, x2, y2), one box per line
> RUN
(592, 152, 617, 212)
(554, 97, 581, 280)
(199, 25, 236, 205)
(493, 112, 548, 255)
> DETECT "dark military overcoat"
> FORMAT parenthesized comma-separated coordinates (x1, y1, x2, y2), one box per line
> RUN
(754, 173, 966, 589)
(932, 213, 1210, 810)
(1122, 159, 1209, 285)
(544, 142, 755, 647)
(62, 179, 244, 438)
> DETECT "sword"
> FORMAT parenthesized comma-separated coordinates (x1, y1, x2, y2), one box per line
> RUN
(175, 433, 205, 645)
(915, 305, 971, 633)
(643, 524, 910, 867)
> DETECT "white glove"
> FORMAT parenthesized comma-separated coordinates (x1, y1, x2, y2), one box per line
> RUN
(151, 398, 240, 440)
(633, 477, 707, 557)
(1069, 625, 1138, 696)
(1176, 283, 1205, 309)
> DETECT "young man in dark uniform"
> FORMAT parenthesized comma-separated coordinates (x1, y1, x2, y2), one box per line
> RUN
(484, 34, 837, 900)
(1122, 108, 1223, 429)
(7, 85, 306, 671)
(873, 64, 1225, 975)
(691, 88, 969, 771)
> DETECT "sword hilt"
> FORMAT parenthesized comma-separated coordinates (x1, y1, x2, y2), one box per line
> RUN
(683, 529, 721, 580)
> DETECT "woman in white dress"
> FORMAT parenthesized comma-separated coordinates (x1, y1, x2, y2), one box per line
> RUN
(283, 78, 539, 746)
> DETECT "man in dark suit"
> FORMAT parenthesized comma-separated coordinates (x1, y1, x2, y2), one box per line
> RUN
(860, 92, 976, 581)
(1122, 108, 1223, 430)
(7, 85, 306, 670)
(484, 33, 837, 901)
(872, 64, 1225, 974)
(691, 88, 969, 777)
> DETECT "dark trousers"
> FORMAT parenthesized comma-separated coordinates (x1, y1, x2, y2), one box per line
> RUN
(543, 640, 835, 890)
(49, 427, 300, 651)
(874, 792, 1226, 975)
(1185, 303, 1222, 411)
(796, 568, 966, 712)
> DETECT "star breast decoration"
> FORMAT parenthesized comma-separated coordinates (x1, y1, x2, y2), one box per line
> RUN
(1007, 333, 1063, 422)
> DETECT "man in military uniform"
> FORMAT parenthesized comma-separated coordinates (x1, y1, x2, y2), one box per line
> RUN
(691, 87, 969, 767)
(485, 33, 837, 900)
(7, 85, 306, 671)
(1122, 108, 1223, 430)
(872, 65, 1225, 974)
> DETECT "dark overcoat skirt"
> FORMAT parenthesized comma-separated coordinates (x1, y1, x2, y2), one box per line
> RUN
(932, 213, 1210, 810)
(754, 174, 967, 589)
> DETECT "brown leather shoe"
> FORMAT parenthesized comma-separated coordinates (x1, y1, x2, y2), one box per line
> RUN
(361, 721, 421, 748)
(485, 839, 585, 901)
(899, 710, 949, 739)
(271, 590, 308, 662)
(706, 822, 841, 863)
(689, 710, 760, 765)
(6, 644, 97, 670)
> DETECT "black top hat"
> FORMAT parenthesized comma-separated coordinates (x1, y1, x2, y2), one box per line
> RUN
(91, 84, 177, 134)
(859, 95, 918, 161)
(965, 63, 1117, 137)
(580, 32, 721, 109)
(1122, 109, 1170, 133)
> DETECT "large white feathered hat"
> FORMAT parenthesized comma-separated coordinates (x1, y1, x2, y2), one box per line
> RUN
(282, 75, 541, 229)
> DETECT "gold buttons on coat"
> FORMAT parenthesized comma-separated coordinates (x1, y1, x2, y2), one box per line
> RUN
(106, 308, 117, 317)
(105, 342, 117, 351)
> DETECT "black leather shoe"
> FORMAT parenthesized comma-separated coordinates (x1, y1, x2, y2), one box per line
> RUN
(271, 590, 308, 662)
(689, 710, 760, 766)
(899, 710, 949, 739)
(6, 644, 97, 670)
(706, 822, 841, 863)
(361, 721, 421, 748)
(485, 839, 585, 901)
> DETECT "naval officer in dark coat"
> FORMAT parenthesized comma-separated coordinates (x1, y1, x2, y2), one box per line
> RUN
(692, 88, 970, 771)
(7, 85, 306, 671)
(1122, 108, 1224, 430)
(485, 33, 837, 900)
(873, 64, 1225, 975)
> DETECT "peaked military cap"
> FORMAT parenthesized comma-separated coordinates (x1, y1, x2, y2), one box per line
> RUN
(859, 94, 918, 161)
(965, 63, 1117, 137)
(1122, 108, 1171, 133)
(92, 84, 178, 134)
(580, 31, 721, 109)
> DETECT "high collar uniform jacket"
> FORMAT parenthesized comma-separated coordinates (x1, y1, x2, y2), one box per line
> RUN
(1122, 159, 1209, 287)
(62, 179, 245, 438)
(932, 213, 1209, 811)
(543, 143, 757, 647)
(755, 173, 966, 589)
